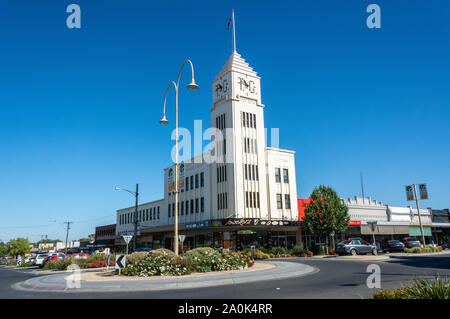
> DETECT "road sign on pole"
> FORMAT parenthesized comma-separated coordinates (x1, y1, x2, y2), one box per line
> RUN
(122, 235, 133, 255)
(115, 255, 126, 269)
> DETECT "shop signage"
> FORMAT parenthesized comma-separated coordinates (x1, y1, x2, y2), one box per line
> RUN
(348, 220, 361, 226)
(186, 220, 210, 229)
(222, 218, 301, 227)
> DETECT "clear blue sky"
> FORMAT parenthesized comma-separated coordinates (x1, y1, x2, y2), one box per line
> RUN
(1, 1, 449, 242)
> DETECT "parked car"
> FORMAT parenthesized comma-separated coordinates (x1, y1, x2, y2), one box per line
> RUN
(336, 238, 377, 256)
(402, 237, 422, 248)
(386, 240, 405, 252)
(33, 254, 49, 267)
(24, 255, 36, 263)
(71, 253, 89, 259)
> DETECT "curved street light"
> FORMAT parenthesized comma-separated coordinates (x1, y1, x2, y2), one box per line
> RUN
(159, 59, 199, 256)
(115, 184, 139, 252)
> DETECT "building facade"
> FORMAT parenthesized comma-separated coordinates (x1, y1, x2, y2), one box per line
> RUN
(115, 51, 300, 251)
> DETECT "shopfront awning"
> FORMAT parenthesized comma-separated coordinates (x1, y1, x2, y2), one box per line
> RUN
(409, 226, 432, 236)
(360, 225, 409, 235)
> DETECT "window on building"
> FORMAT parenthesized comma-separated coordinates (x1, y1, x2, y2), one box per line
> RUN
(181, 202, 184, 215)
(196, 198, 199, 213)
(276, 194, 283, 209)
(186, 177, 189, 191)
(190, 199, 194, 214)
(245, 192, 249, 208)
(201, 197, 204, 212)
(285, 194, 291, 209)
(255, 165, 259, 180)
(283, 169, 289, 183)
(168, 204, 171, 217)
(153, 208, 156, 220)
(257, 192, 260, 208)
(195, 174, 199, 188)
(275, 168, 281, 183)
(244, 164, 248, 180)
(217, 194, 220, 210)
(200, 172, 204, 187)
(190, 176, 194, 189)
(150, 209, 153, 220)
(185, 201, 189, 215)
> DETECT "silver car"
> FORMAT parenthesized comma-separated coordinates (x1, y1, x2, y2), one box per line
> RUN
(336, 238, 377, 256)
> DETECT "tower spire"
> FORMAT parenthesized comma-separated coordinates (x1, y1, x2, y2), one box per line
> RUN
(232, 9, 236, 53)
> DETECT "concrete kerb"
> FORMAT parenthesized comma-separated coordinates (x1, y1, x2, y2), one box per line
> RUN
(12, 261, 318, 293)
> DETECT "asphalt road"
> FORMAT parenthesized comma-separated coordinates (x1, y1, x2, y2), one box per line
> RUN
(1, 254, 450, 299)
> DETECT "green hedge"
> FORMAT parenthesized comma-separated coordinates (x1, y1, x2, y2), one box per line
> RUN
(404, 246, 442, 254)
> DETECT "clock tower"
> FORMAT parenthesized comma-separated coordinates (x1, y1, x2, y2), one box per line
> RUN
(211, 51, 268, 219)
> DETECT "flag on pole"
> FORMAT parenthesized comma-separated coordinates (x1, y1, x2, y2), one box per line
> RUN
(419, 184, 428, 200)
(227, 16, 232, 30)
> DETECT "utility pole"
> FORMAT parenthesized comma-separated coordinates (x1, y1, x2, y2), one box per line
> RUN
(133, 183, 139, 252)
(412, 184, 426, 247)
(64, 222, 72, 254)
(360, 172, 365, 198)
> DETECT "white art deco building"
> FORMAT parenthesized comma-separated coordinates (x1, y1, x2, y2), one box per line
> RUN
(115, 51, 301, 251)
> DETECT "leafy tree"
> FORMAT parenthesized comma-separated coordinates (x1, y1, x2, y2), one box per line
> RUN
(7, 238, 30, 258)
(303, 185, 349, 251)
(0, 241, 8, 258)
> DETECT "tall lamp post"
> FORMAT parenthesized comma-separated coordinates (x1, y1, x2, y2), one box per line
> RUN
(115, 184, 139, 252)
(159, 59, 199, 256)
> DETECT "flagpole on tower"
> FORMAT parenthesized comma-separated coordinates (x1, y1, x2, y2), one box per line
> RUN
(232, 9, 236, 53)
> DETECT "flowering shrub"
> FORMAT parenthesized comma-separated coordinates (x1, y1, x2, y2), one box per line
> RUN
(126, 252, 149, 266)
(216, 251, 253, 271)
(122, 253, 190, 277)
(122, 248, 254, 277)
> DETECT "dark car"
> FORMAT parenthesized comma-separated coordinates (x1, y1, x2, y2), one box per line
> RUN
(386, 240, 405, 252)
(402, 237, 422, 248)
(336, 238, 377, 256)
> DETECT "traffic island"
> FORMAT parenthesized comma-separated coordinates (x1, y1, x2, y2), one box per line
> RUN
(12, 261, 317, 293)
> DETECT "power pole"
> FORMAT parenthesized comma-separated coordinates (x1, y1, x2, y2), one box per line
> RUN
(133, 183, 139, 252)
(360, 172, 365, 198)
(412, 184, 426, 247)
(64, 222, 72, 254)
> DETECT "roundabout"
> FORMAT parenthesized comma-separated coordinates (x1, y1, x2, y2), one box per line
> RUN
(12, 261, 318, 293)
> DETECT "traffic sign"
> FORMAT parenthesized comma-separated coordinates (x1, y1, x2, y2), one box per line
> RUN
(367, 221, 378, 232)
(178, 235, 186, 244)
(122, 235, 133, 244)
(115, 255, 126, 269)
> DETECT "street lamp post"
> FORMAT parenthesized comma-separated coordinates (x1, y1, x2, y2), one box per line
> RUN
(115, 184, 139, 252)
(159, 59, 199, 256)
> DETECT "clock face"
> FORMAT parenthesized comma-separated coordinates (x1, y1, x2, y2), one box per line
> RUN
(215, 78, 229, 100)
(237, 76, 257, 97)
